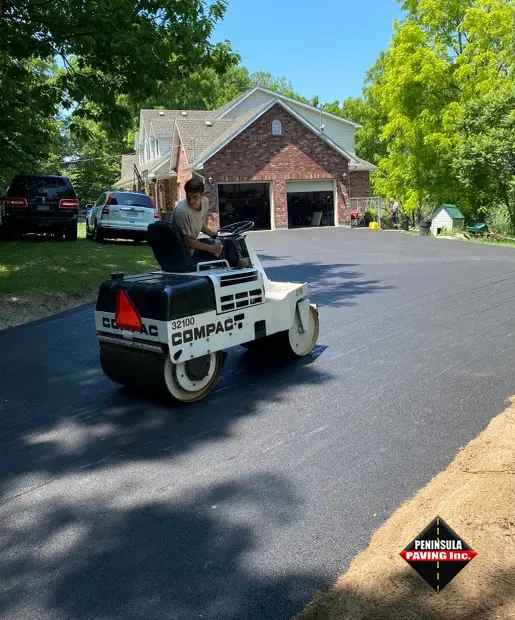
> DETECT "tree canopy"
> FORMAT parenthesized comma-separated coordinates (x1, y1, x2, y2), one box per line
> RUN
(0, 0, 236, 189)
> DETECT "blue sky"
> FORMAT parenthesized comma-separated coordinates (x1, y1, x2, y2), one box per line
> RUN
(214, 0, 403, 103)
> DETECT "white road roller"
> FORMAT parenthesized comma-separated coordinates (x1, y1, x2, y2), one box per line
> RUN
(95, 220, 319, 403)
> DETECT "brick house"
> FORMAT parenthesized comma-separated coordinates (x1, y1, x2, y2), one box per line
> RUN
(115, 87, 374, 229)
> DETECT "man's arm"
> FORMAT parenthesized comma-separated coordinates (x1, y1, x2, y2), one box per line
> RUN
(185, 236, 222, 257)
(201, 223, 217, 238)
(201, 208, 217, 238)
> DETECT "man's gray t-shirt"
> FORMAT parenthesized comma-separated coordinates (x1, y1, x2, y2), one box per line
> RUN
(171, 198, 209, 252)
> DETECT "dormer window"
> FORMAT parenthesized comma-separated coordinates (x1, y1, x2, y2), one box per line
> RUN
(272, 119, 282, 136)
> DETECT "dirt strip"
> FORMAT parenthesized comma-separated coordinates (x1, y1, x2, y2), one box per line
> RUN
(0, 293, 95, 330)
(298, 398, 515, 620)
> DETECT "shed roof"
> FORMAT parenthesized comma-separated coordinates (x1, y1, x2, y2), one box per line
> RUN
(437, 204, 465, 220)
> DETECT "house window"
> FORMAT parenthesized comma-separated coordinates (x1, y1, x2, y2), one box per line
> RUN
(272, 119, 282, 136)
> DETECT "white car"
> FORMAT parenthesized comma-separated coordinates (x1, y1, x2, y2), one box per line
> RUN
(86, 191, 158, 242)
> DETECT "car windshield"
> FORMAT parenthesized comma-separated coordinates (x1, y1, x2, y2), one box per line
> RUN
(8, 176, 74, 200)
(110, 193, 153, 207)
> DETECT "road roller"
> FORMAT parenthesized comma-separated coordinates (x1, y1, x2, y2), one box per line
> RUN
(95, 220, 319, 403)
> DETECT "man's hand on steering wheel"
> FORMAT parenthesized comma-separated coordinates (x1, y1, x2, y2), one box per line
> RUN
(217, 220, 255, 238)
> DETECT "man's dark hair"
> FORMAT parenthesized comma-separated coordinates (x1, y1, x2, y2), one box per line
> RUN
(184, 177, 205, 196)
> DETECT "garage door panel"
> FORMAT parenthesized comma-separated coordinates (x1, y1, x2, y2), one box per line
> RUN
(287, 180, 334, 193)
(218, 183, 271, 230)
(287, 187, 335, 229)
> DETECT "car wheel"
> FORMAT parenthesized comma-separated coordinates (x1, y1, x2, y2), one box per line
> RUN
(93, 222, 104, 243)
(64, 224, 78, 241)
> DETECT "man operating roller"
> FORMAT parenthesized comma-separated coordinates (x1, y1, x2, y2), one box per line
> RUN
(172, 177, 223, 260)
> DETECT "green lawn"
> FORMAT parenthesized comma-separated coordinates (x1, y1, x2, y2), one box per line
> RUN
(0, 223, 157, 296)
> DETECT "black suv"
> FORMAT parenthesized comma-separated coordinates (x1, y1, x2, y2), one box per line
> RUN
(2, 175, 79, 240)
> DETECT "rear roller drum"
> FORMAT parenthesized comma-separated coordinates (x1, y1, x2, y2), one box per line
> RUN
(100, 343, 223, 403)
(163, 352, 223, 403)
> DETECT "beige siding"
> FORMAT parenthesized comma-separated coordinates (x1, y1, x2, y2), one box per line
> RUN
(158, 137, 171, 155)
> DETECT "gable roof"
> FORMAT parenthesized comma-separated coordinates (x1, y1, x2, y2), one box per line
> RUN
(214, 89, 255, 117)
(140, 109, 216, 140)
(133, 88, 374, 176)
(174, 117, 237, 164)
(217, 86, 362, 129)
(194, 99, 367, 169)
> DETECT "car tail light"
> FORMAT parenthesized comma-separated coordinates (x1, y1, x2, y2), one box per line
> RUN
(59, 198, 79, 209)
(102, 206, 110, 215)
(115, 290, 143, 332)
(5, 197, 28, 208)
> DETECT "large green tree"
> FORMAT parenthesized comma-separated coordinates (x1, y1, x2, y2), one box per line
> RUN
(454, 89, 515, 229)
(363, 0, 514, 221)
(0, 56, 62, 190)
(0, 0, 235, 185)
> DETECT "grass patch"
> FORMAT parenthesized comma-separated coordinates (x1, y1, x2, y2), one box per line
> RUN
(466, 235, 515, 248)
(0, 223, 157, 297)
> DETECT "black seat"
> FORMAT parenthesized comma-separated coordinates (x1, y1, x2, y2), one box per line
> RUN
(147, 221, 194, 273)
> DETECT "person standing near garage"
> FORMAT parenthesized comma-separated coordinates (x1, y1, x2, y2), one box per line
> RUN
(172, 177, 222, 260)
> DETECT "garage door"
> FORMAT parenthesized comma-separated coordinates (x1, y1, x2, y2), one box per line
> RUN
(287, 181, 335, 228)
(218, 183, 271, 230)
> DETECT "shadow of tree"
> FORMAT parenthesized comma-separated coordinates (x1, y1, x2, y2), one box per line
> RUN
(0, 247, 395, 619)
(265, 261, 394, 308)
(0, 473, 326, 619)
(0, 348, 334, 499)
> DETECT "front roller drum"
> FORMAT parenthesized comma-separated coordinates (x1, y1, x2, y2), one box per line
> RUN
(244, 304, 319, 358)
(100, 342, 223, 403)
(282, 303, 319, 357)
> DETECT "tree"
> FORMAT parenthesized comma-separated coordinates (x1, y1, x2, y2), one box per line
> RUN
(454, 89, 515, 228)
(0, 1, 234, 115)
(355, 0, 514, 219)
(0, 1, 236, 182)
(0, 55, 62, 190)
(63, 113, 128, 205)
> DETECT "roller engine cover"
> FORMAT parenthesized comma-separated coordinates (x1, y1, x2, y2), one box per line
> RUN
(96, 272, 216, 322)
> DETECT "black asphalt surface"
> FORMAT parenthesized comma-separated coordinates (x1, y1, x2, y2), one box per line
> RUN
(2, 228, 515, 619)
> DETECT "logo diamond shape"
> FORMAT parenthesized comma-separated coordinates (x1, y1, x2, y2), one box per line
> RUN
(400, 516, 477, 592)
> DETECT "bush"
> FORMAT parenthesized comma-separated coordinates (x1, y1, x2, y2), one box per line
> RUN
(363, 208, 376, 226)
(486, 204, 512, 235)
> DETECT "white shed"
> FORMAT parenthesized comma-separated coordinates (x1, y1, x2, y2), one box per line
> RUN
(430, 204, 465, 236)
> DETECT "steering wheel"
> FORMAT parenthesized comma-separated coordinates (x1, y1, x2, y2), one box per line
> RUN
(217, 220, 255, 238)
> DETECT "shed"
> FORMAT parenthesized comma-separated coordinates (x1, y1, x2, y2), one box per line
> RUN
(430, 204, 465, 236)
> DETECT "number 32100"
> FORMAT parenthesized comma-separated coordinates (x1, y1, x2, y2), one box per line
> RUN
(171, 317, 195, 330)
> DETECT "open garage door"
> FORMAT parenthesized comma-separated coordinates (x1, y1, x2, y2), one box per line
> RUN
(218, 183, 271, 230)
(287, 180, 335, 228)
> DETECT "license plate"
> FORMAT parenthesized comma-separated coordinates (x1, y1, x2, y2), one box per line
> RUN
(37, 205, 50, 211)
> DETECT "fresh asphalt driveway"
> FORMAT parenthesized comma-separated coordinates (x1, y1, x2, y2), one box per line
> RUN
(2, 228, 515, 619)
